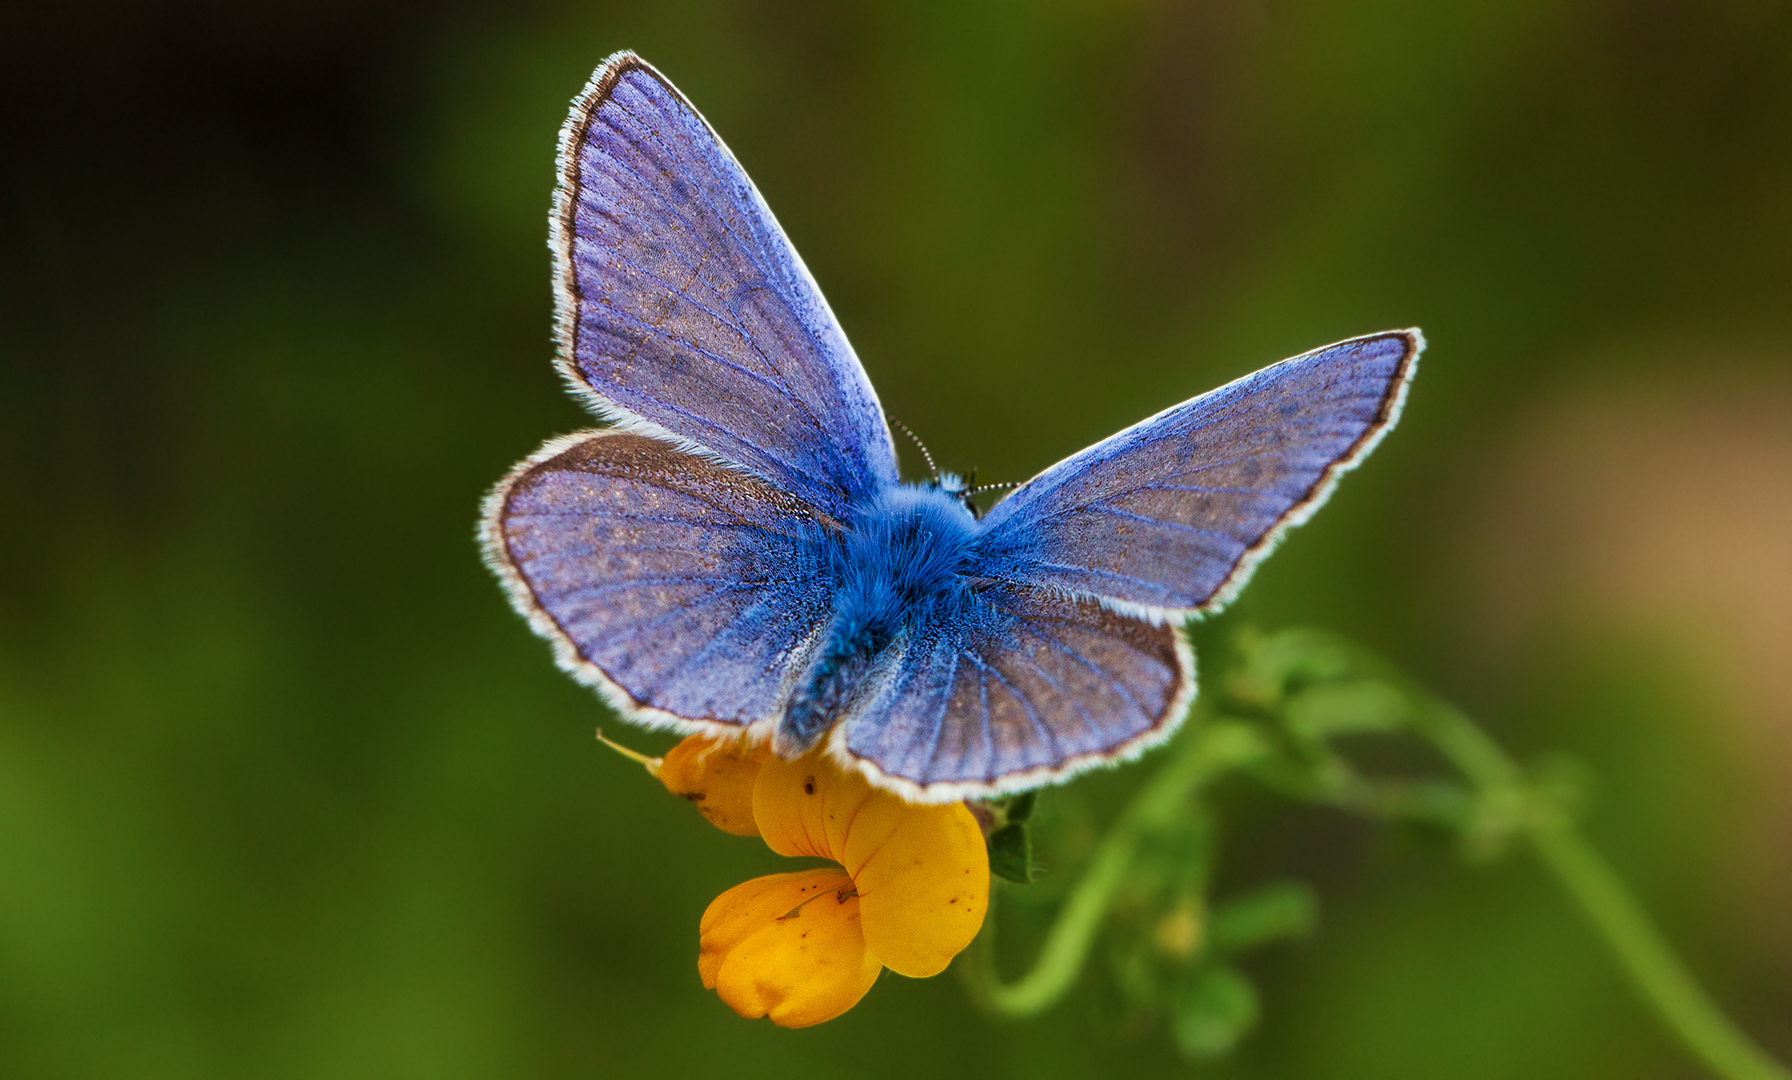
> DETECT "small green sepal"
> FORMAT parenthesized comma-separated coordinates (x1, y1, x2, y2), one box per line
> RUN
(988, 823, 1035, 884)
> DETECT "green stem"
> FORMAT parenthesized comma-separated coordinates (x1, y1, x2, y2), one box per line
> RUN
(1408, 678, 1790, 1080)
(968, 722, 1264, 1016)
(1529, 815, 1790, 1080)
(965, 632, 1790, 1080)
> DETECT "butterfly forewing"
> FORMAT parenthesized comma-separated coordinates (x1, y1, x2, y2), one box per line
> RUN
(486, 431, 837, 730)
(555, 53, 899, 517)
(974, 331, 1421, 615)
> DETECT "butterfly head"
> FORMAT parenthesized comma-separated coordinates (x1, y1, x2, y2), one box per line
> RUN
(928, 470, 1021, 521)
(931, 471, 977, 518)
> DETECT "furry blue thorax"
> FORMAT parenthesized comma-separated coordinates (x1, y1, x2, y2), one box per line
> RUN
(777, 484, 982, 754)
(830, 484, 981, 634)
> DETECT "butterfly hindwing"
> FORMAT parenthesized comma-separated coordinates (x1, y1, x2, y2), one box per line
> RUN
(554, 52, 899, 518)
(484, 431, 837, 731)
(975, 331, 1422, 616)
(836, 583, 1192, 798)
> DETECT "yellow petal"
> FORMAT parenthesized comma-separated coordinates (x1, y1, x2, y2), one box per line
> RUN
(698, 869, 882, 1028)
(844, 797, 989, 978)
(658, 735, 765, 836)
(750, 750, 873, 861)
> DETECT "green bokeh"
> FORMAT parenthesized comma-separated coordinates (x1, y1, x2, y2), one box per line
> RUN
(3, 2, 1789, 1077)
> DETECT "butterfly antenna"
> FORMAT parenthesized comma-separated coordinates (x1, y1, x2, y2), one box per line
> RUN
(968, 480, 1021, 497)
(889, 418, 940, 483)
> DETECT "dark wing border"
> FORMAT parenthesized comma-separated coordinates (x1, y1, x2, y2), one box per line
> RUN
(547, 53, 707, 457)
(984, 328, 1424, 624)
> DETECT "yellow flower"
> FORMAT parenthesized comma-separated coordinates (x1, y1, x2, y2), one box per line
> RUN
(651, 734, 990, 1027)
(656, 734, 764, 836)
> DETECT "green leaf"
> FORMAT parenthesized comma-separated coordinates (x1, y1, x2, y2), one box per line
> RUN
(1226, 627, 1355, 710)
(988, 822, 1034, 884)
(1283, 679, 1414, 740)
(1172, 963, 1260, 1059)
(1209, 881, 1317, 953)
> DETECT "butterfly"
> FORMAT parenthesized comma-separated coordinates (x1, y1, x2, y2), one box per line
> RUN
(482, 51, 1422, 803)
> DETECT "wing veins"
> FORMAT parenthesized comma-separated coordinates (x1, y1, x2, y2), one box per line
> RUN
(1027, 622, 1151, 721)
(916, 643, 961, 780)
(584, 290, 820, 415)
(967, 650, 1061, 762)
(999, 560, 1174, 596)
(641, 588, 812, 700)
(609, 91, 857, 458)
(1005, 642, 1102, 746)
(1079, 504, 1241, 542)
(585, 580, 757, 652)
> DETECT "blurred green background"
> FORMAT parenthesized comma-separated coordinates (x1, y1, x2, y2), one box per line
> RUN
(3, 1, 1789, 1077)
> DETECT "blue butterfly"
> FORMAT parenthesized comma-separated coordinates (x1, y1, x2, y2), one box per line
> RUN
(482, 52, 1422, 802)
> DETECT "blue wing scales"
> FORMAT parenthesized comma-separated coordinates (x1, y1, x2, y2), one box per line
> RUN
(974, 331, 1422, 615)
(503, 50, 1424, 796)
(484, 431, 836, 730)
(837, 584, 1192, 796)
(834, 331, 1418, 797)
(553, 52, 898, 518)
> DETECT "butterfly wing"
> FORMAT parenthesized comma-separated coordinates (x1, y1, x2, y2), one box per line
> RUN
(483, 431, 837, 732)
(553, 52, 898, 518)
(833, 330, 1420, 798)
(975, 330, 1422, 616)
(835, 583, 1192, 800)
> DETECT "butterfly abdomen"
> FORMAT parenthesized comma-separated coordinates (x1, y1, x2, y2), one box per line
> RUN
(776, 485, 983, 756)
